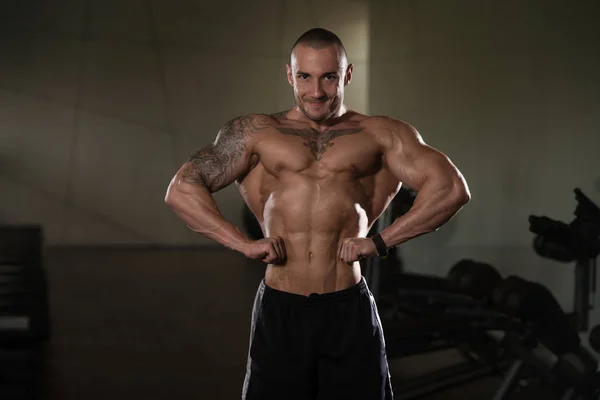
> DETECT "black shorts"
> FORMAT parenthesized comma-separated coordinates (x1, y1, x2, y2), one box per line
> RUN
(242, 277, 394, 400)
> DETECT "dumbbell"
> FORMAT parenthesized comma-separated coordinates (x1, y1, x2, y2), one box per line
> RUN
(447, 259, 503, 301)
(492, 276, 580, 355)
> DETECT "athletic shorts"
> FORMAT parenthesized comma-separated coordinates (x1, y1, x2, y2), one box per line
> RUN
(242, 277, 394, 400)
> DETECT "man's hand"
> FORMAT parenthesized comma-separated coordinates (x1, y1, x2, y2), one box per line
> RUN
(244, 237, 287, 264)
(339, 238, 378, 263)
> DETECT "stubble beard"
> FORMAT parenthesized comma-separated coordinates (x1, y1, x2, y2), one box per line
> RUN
(296, 96, 342, 123)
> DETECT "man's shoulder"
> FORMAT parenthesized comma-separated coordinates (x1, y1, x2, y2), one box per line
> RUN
(224, 113, 276, 123)
(221, 113, 280, 134)
(362, 115, 411, 130)
(361, 115, 417, 143)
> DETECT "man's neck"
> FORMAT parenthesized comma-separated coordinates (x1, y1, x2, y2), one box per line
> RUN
(290, 105, 350, 131)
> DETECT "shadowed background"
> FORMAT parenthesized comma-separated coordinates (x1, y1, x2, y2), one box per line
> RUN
(1, 0, 599, 398)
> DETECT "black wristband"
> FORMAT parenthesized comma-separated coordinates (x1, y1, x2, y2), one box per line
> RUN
(371, 234, 389, 257)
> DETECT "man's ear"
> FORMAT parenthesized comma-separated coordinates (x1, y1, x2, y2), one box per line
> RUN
(286, 64, 294, 86)
(344, 63, 354, 86)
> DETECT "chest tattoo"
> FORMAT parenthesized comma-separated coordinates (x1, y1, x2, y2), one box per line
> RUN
(276, 127, 363, 160)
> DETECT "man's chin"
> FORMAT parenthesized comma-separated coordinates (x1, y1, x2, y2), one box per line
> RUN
(303, 108, 330, 122)
(309, 114, 328, 122)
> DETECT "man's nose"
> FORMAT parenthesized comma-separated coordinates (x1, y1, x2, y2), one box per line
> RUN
(312, 80, 325, 98)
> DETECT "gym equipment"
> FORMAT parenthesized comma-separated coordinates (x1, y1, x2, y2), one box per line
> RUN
(529, 188, 600, 331)
(447, 259, 503, 301)
(529, 188, 600, 261)
(388, 299, 518, 398)
(0, 225, 50, 344)
(0, 263, 50, 343)
(589, 324, 600, 354)
(490, 333, 600, 400)
(391, 277, 599, 400)
(483, 276, 599, 400)
(491, 276, 580, 356)
(380, 266, 516, 398)
(379, 260, 503, 324)
(372, 247, 598, 399)
(0, 225, 50, 400)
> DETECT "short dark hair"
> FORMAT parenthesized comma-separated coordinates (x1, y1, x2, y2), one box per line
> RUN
(290, 28, 347, 60)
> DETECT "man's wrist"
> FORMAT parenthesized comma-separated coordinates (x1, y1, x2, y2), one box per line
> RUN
(370, 233, 389, 257)
(235, 238, 253, 256)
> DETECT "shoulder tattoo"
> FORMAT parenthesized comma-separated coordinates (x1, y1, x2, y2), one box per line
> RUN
(270, 110, 289, 119)
(182, 115, 268, 191)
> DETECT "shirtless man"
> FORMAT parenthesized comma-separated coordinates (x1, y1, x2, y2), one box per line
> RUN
(165, 28, 470, 400)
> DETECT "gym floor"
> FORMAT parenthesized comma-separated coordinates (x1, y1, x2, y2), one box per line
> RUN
(39, 248, 505, 399)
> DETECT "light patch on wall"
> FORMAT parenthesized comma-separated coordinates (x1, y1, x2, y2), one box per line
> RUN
(309, 0, 371, 115)
(346, 7, 370, 115)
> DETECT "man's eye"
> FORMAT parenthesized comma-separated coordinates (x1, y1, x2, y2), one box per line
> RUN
(326, 75, 337, 80)
(298, 74, 309, 80)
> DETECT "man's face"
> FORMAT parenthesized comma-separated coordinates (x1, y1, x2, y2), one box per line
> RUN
(287, 44, 353, 122)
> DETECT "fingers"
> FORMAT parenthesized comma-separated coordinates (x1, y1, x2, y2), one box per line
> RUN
(255, 236, 372, 265)
(340, 238, 369, 263)
(272, 237, 286, 263)
(261, 248, 277, 263)
(278, 237, 287, 261)
(270, 238, 282, 261)
(341, 238, 355, 263)
(344, 240, 350, 263)
(274, 237, 286, 261)
(261, 237, 286, 264)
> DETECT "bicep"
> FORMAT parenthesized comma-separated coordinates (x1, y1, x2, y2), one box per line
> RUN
(179, 116, 258, 193)
(384, 124, 461, 191)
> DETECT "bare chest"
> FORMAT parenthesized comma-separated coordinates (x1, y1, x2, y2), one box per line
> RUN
(255, 125, 382, 177)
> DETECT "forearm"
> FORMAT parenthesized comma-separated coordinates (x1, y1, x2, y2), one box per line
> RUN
(165, 183, 250, 254)
(379, 179, 469, 248)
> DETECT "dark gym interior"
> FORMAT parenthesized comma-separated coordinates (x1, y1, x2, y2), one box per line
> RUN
(1, 1, 600, 399)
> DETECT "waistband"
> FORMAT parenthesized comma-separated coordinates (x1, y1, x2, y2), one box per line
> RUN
(260, 277, 369, 305)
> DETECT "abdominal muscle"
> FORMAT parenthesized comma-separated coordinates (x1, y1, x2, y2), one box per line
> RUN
(260, 181, 370, 296)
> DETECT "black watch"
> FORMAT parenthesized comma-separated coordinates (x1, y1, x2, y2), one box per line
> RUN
(370, 234, 389, 257)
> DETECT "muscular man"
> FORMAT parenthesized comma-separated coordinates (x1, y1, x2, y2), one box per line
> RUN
(165, 28, 470, 400)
